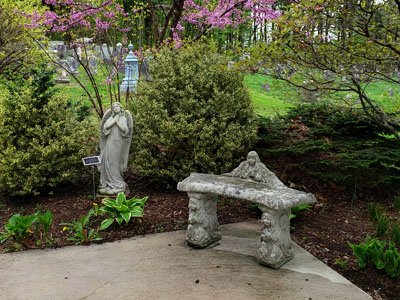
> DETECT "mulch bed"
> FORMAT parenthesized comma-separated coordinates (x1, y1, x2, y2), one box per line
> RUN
(0, 163, 399, 300)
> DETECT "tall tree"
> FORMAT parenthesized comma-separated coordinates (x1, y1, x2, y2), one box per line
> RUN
(256, 0, 400, 139)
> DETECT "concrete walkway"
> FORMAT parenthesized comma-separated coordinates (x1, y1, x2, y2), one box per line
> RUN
(0, 221, 371, 300)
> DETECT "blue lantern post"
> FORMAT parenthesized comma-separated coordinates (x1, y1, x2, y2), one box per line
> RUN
(120, 43, 139, 93)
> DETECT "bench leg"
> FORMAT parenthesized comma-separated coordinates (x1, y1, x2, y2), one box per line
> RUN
(186, 192, 221, 248)
(259, 207, 294, 268)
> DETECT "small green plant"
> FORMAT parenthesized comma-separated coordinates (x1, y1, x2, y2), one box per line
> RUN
(349, 237, 385, 269)
(349, 236, 400, 277)
(61, 211, 102, 245)
(367, 202, 386, 222)
(389, 220, 400, 245)
(394, 196, 400, 211)
(367, 203, 391, 237)
(383, 241, 400, 278)
(34, 208, 58, 246)
(89, 202, 103, 217)
(290, 204, 312, 219)
(157, 226, 164, 233)
(99, 192, 148, 230)
(335, 259, 347, 269)
(375, 212, 390, 237)
(217, 197, 234, 210)
(0, 214, 37, 244)
(36, 209, 53, 237)
(249, 203, 260, 209)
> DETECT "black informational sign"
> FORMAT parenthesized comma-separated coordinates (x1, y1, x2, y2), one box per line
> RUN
(82, 156, 101, 166)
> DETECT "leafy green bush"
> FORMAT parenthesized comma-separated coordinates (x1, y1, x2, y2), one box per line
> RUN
(0, 65, 96, 196)
(131, 43, 257, 183)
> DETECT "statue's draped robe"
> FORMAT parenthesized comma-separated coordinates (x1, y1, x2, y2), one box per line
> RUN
(227, 160, 286, 188)
(99, 116, 129, 192)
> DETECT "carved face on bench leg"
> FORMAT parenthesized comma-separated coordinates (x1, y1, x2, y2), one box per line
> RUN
(186, 193, 221, 248)
(259, 208, 294, 268)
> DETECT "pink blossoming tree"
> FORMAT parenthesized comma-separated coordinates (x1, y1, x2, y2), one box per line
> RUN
(21, 0, 281, 117)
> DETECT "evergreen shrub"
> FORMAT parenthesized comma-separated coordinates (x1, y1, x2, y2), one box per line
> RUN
(256, 102, 400, 191)
(284, 102, 383, 139)
(0, 65, 96, 196)
(131, 43, 257, 183)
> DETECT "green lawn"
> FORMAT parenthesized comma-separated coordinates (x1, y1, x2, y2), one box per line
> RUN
(56, 66, 116, 108)
(352, 80, 400, 114)
(58, 70, 400, 118)
(244, 73, 298, 117)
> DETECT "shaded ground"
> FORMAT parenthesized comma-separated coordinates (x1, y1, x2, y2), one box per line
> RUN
(0, 164, 399, 300)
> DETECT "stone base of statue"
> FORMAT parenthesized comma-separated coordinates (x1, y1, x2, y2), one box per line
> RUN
(259, 206, 294, 269)
(97, 186, 130, 196)
(186, 192, 221, 248)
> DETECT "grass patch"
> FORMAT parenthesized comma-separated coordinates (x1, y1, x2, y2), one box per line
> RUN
(244, 73, 297, 117)
(57, 68, 400, 121)
(55, 65, 118, 109)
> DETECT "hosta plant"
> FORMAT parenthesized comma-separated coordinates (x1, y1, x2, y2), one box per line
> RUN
(100, 192, 148, 230)
(349, 236, 400, 278)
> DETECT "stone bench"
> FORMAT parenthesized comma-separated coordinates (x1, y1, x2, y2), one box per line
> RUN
(177, 152, 317, 269)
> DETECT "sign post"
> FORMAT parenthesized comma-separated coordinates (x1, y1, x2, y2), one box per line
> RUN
(82, 156, 101, 201)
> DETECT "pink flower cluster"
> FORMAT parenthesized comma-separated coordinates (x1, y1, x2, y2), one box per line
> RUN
(20, 0, 282, 49)
(22, 0, 115, 33)
(96, 18, 110, 32)
(183, 0, 280, 29)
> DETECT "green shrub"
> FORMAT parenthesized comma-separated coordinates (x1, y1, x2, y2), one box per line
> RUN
(0, 65, 96, 196)
(131, 43, 257, 183)
(255, 102, 400, 191)
(284, 102, 384, 139)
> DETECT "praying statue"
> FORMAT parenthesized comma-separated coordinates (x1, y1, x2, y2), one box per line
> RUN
(98, 102, 133, 195)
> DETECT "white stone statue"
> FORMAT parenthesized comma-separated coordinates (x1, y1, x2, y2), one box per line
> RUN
(224, 151, 286, 189)
(98, 102, 133, 195)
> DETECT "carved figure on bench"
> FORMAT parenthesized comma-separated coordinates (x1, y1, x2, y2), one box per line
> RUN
(224, 151, 285, 188)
